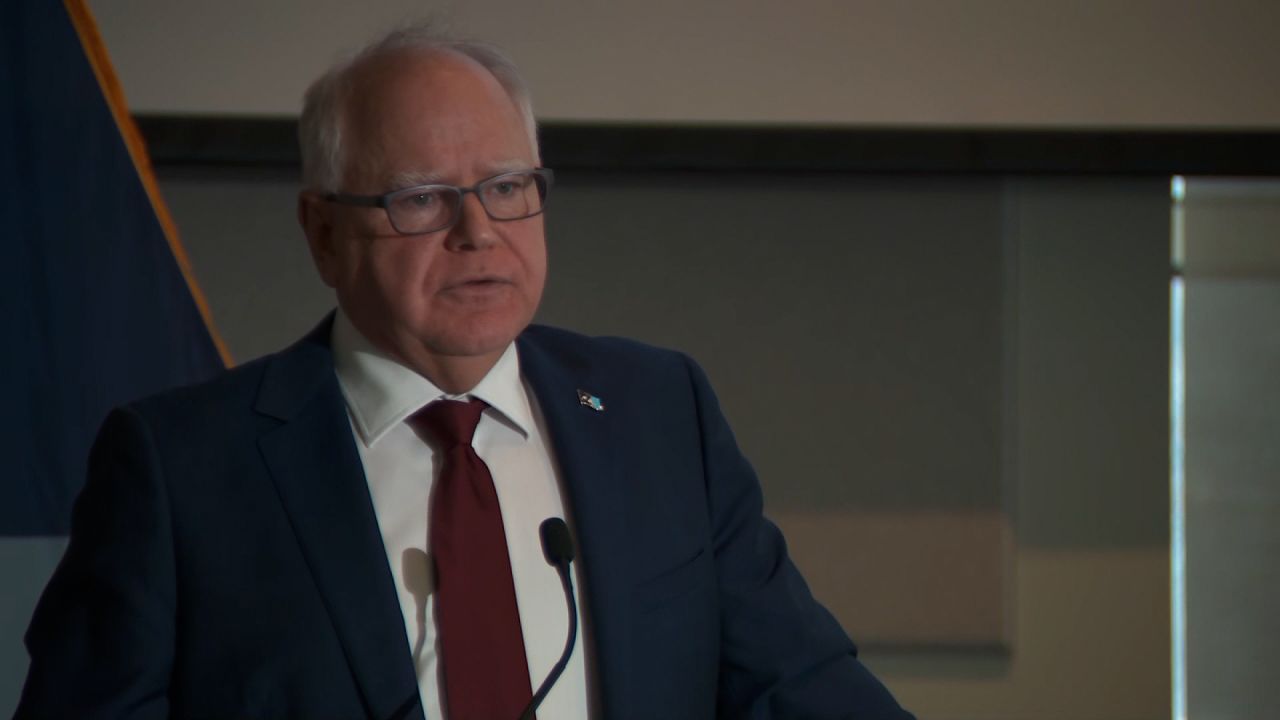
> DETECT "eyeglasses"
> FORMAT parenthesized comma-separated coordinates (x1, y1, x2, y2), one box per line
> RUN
(323, 168, 554, 236)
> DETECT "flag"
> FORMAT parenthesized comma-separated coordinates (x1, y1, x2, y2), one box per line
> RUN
(0, 0, 230, 537)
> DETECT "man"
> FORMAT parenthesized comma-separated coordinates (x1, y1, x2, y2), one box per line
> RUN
(19, 24, 914, 720)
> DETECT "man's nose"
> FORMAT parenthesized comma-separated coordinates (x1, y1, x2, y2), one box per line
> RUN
(446, 192, 498, 250)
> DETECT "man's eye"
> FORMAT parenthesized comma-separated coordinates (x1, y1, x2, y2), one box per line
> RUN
(408, 193, 437, 207)
(491, 182, 517, 195)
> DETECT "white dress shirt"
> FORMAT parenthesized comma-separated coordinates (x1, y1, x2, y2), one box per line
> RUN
(331, 310, 592, 719)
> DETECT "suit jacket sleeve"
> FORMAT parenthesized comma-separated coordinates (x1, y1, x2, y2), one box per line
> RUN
(681, 356, 914, 720)
(16, 406, 175, 719)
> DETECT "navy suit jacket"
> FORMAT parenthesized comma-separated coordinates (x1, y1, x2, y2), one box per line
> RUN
(19, 320, 912, 719)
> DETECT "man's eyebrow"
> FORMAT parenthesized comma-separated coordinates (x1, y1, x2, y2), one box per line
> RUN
(386, 161, 533, 191)
(487, 159, 530, 174)
(388, 170, 447, 189)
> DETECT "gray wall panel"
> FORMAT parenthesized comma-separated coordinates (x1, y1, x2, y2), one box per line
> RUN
(1010, 179, 1172, 549)
(1184, 280, 1280, 718)
(539, 172, 1005, 512)
(0, 538, 69, 718)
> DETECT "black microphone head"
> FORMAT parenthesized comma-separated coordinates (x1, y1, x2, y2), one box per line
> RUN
(539, 517, 575, 566)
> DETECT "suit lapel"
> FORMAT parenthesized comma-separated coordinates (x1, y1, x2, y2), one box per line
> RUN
(518, 331, 634, 715)
(255, 324, 424, 720)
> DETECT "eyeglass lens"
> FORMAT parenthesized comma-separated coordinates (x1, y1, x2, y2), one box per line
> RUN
(386, 171, 546, 234)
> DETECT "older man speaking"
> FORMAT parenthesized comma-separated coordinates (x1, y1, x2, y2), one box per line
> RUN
(18, 22, 914, 720)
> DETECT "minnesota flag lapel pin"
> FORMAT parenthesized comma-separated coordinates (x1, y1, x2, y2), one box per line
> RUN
(577, 389, 605, 412)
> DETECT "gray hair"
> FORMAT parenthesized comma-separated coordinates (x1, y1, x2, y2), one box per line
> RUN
(298, 21, 539, 192)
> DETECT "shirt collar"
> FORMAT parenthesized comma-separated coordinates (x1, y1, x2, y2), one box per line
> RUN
(331, 308, 533, 447)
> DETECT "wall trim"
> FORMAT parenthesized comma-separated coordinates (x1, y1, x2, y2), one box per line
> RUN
(136, 114, 1280, 176)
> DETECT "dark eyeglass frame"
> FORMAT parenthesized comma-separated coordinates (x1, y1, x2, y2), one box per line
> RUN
(322, 167, 555, 235)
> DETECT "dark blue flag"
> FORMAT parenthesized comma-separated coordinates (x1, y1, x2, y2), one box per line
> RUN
(1, 0, 229, 536)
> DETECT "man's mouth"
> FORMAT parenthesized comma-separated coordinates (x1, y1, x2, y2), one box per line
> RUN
(457, 276, 506, 287)
(443, 276, 511, 298)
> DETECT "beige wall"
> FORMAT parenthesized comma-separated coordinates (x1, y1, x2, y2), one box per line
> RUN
(92, 0, 1280, 128)
(1183, 180, 1280, 276)
(880, 548, 1168, 720)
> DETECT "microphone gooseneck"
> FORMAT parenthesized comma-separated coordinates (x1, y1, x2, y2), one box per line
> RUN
(518, 518, 579, 720)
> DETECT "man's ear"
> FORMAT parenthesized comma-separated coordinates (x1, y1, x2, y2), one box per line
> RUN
(298, 191, 340, 289)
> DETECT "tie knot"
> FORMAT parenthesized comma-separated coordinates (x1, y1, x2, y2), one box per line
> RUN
(412, 398, 487, 449)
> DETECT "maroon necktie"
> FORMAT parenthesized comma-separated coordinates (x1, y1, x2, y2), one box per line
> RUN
(413, 399, 534, 719)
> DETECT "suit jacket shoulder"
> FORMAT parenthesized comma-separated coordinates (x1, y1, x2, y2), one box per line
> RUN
(520, 323, 691, 372)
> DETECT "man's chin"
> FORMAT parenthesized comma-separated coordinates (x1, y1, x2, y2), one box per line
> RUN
(423, 322, 530, 360)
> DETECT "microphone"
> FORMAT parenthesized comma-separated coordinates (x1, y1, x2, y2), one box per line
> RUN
(518, 517, 578, 720)
(540, 516, 575, 567)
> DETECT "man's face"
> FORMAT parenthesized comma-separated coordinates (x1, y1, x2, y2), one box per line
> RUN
(303, 50, 546, 382)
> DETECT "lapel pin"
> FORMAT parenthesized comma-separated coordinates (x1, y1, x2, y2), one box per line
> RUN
(577, 389, 605, 412)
